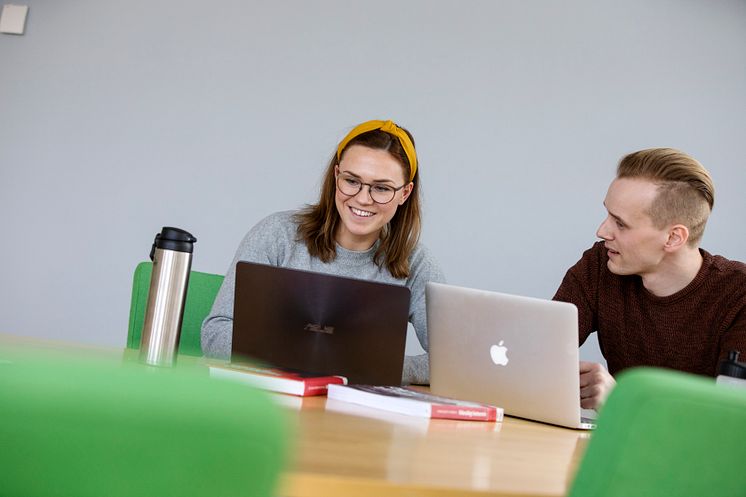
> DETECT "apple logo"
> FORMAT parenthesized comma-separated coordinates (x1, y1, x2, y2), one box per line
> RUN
(489, 341, 509, 366)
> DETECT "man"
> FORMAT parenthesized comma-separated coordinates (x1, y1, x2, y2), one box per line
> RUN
(554, 148, 746, 409)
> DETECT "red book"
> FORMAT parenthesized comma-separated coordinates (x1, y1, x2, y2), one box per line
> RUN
(209, 363, 347, 396)
(327, 384, 503, 421)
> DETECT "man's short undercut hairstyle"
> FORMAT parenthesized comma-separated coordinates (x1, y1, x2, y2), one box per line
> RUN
(617, 148, 714, 245)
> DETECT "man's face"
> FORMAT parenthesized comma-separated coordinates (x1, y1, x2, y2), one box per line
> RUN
(596, 178, 671, 277)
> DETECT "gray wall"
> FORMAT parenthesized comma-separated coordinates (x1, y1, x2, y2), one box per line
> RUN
(2, 1, 745, 364)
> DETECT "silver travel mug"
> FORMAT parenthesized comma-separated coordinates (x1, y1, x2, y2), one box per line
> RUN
(139, 227, 197, 367)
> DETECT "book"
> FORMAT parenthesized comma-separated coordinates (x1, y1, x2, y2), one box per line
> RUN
(268, 392, 321, 410)
(326, 384, 503, 421)
(325, 398, 504, 433)
(209, 363, 347, 396)
(324, 398, 432, 433)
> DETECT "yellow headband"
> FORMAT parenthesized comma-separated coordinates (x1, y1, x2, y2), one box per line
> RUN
(336, 120, 418, 181)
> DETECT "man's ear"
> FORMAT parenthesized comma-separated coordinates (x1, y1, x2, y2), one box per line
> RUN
(399, 182, 414, 205)
(664, 224, 690, 252)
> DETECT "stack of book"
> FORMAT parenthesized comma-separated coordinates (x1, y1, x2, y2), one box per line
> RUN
(210, 364, 504, 422)
(209, 363, 346, 396)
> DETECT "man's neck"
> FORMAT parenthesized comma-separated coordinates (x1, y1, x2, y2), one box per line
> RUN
(641, 246, 704, 297)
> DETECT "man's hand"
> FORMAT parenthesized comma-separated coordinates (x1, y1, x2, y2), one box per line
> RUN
(579, 361, 616, 410)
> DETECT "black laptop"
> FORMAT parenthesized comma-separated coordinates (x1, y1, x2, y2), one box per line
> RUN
(231, 261, 411, 385)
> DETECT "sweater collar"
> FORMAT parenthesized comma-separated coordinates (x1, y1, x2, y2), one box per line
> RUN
(334, 240, 380, 266)
(642, 249, 713, 304)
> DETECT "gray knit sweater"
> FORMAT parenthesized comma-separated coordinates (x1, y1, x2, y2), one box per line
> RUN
(201, 210, 446, 385)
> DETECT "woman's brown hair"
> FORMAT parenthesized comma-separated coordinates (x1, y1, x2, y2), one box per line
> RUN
(294, 127, 421, 279)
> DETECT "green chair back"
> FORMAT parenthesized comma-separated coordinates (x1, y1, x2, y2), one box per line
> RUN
(568, 368, 746, 497)
(127, 261, 224, 356)
(0, 344, 289, 497)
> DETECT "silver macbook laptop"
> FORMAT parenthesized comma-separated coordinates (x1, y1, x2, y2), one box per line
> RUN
(232, 261, 411, 385)
(427, 282, 595, 429)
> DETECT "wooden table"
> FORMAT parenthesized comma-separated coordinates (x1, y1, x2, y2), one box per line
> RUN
(275, 391, 589, 497)
(0, 334, 588, 497)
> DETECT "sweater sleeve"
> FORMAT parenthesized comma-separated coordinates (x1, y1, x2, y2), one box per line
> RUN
(200, 213, 288, 359)
(553, 243, 603, 347)
(401, 244, 446, 385)
(717, 300, 746, 368)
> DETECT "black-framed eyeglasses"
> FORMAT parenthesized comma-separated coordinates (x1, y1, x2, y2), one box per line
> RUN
(336, 171, 408, 204)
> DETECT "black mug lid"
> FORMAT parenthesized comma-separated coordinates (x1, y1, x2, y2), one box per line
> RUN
(719, 350, 746, 379)
(150, 227, 196, 259)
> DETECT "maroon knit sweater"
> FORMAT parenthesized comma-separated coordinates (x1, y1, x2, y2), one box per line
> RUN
(554, 241, 746, 377)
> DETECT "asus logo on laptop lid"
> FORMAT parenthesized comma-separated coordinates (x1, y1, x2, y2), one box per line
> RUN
(304, 323, 335, 335)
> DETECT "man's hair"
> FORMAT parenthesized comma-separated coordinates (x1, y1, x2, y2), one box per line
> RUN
(294, 127, 421, 279)
(617, 148, 714, 245)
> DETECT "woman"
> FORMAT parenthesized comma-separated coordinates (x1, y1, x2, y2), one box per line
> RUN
(201, 119, 445, 384)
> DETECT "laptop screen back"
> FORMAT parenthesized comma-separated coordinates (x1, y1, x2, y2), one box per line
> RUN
(232, 261, 411, 385)
(427, 282, 584, 428)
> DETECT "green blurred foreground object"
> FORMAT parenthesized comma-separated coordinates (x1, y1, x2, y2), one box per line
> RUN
(127, 261, 224, 356)
(568, 367, 746, 497)
(0, 345, 289, 497)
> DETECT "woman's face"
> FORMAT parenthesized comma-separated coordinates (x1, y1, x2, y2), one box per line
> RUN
(334, 145, 413, 251)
